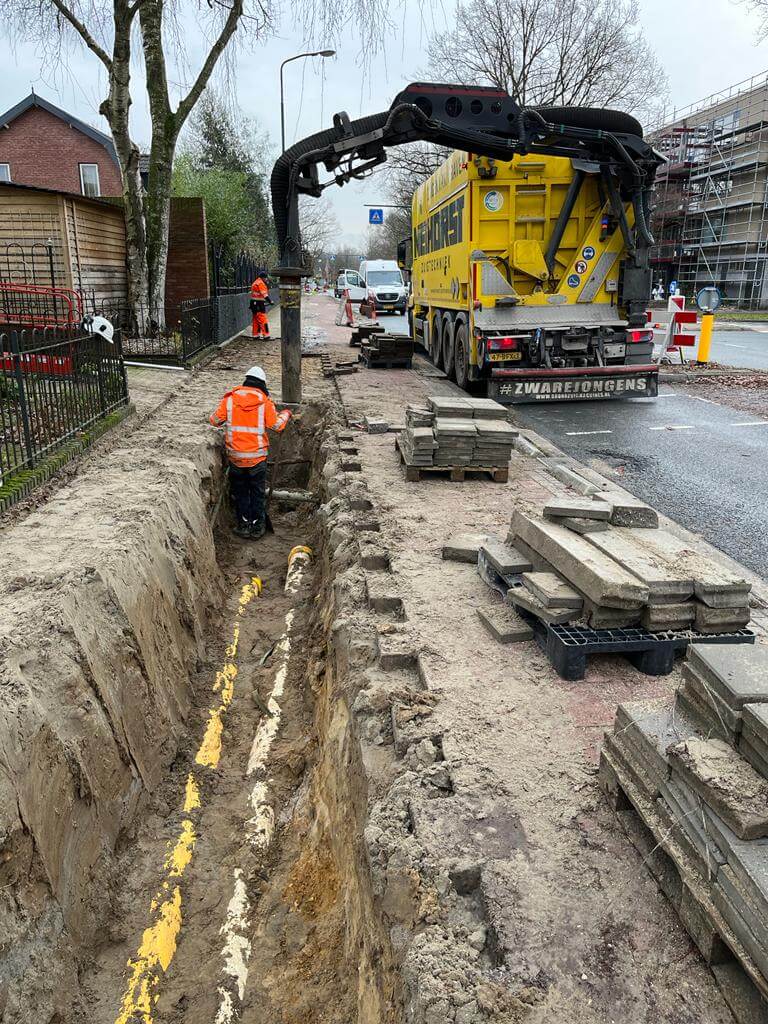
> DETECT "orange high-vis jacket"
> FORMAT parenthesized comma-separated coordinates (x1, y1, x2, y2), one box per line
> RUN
(209, 386, 290, 467)
(251, 277, 269, 300)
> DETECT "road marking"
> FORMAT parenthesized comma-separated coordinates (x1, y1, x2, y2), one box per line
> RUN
(732, 421, 768, 427)
(565, 429, 613, 436)
(657, 392, 677, 398)
(689, 395, 720, 405)
(114, 577, 262, 1024)
(214, 546, 312, 1024)
(648, 424, 695, 431)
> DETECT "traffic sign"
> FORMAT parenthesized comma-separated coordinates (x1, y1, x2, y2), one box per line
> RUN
(368, 208, 384, 224)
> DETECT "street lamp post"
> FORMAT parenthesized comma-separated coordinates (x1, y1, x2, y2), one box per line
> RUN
(280, 49, 336, 153)
(277, 48, 334, 405)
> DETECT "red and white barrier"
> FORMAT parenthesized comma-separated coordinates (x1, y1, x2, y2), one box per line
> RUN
(334, 288, 354, 327)
(650, 297, 699, 361)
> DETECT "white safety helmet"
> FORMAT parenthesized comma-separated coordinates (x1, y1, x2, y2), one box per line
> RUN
(83, 315, 115, 343)
(245, 365, 267, 384)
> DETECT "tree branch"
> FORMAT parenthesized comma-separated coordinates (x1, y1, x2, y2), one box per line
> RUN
(48, 0, 112, 68)
(176, 0, 244, 126)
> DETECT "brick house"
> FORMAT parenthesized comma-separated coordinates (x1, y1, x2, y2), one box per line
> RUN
(0, 93, 209, 304)
(0, 93, 123, 198)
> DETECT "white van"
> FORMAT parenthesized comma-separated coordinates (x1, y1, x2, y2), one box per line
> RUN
(359, 259, 408, 314)
(335, 269, 366, 302)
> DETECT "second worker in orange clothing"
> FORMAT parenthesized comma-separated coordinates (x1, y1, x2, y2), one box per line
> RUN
(250, 272, 273, 339)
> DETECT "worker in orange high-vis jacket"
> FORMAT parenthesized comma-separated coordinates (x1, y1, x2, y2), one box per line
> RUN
(209, 365, 291, 539)
(250, 271, 273, 339)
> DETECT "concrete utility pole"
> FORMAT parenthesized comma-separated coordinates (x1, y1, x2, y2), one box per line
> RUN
(277, 190, 305, 404)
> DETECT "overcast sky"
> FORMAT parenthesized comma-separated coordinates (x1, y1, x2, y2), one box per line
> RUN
(0, 0, 765, 248)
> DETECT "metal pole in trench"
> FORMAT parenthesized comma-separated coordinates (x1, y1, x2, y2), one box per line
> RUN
(277, 191, 304, 405)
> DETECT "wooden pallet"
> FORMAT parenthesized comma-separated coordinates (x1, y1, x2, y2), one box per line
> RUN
(395, 437, 508, 483)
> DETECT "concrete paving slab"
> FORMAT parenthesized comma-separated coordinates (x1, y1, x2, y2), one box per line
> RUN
(511, 512, 650, 609)
(669, 737, 768, 840)
(642, 602, 696, 630)
(543, 498, 613, 521)
(739, 735, 768, 783)
(711, 961, 768, 1024)
(582, 597, 641, 628)
(441, 533, 490, 563)
(678, 671, 741, 742)
(587, 529, 695, 600)
(714, 867, 768, 977)
(479, 538, 533, 576)
(695, 603, 751, 633)
(743, 704, 768, 746)
(615, 698, 698, 783)
(559, 516, 609, 535)
(659, 778, 727, 874)
(506, 586, 577, 624)
(602, 493, 659, 528)
(476, 605, 534, 643)
(521, 571, 583, 609)
(624, 528, 751, 597)
(689, 645, 768, 708)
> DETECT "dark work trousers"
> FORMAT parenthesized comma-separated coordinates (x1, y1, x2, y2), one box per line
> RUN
(228, 461, 268, 526)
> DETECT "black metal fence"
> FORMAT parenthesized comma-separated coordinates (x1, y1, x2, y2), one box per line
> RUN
(88, 293, 253, 366)
(210, 247, 262, 294)
(0, 326, 129, 480)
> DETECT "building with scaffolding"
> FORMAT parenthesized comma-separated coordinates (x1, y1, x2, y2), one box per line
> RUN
(650, 72, 768, 309)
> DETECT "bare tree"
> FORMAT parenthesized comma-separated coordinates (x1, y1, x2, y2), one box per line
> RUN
(2, 0, 398, 316)
(299, 196, 339, 268)
(381, 141, 448, 243)
(745, 0, 768, 37)
(2, 0, 267, 314)
(426, 0, 667, 122)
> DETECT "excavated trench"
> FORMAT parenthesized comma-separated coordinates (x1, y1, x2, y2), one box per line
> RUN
(0, 394, 414, 1024)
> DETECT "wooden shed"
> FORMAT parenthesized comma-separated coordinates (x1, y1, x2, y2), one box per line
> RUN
(0, 182, 127, 319)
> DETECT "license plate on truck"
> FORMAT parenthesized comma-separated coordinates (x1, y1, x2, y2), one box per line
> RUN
(489, 366, 659, 404)
(488, 352, 522, 362)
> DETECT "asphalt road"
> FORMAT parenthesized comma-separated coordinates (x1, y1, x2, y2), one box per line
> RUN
(707, 328, 768, 370)
(517, 388, 768, 576)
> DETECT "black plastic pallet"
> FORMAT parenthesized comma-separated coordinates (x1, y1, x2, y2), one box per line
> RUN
(527, 619, 755, 681)
(361, 354, 413, 370)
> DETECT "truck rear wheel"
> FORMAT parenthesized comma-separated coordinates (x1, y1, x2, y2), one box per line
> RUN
(454, 321, 470, 391)
(431, 313, 444, 368)
(442, 314, 456, 380)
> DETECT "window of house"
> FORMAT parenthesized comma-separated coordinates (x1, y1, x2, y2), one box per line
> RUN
(79, 163, 101, 198)
(0, 164, 10, 182)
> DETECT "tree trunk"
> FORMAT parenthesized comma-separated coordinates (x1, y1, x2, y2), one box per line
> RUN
(100, 3, 149, 324)
(145, 153, 175, 314)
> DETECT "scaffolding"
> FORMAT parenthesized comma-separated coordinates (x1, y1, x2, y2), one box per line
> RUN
(650, 71, 768, 309)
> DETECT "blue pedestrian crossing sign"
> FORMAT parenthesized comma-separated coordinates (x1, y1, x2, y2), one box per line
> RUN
(369, 208, 384, 224)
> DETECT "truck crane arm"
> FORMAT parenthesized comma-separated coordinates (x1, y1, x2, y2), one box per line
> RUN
(271, 82, 664, 269)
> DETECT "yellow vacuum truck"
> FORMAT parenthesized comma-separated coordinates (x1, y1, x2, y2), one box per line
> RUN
(404, 148, 659, 403)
